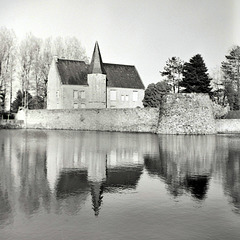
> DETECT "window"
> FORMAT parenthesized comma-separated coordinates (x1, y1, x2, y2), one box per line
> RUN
(121, 95, 125, 101)
(80, 90, 85, 99)
(73, 103, 78, 109)
(125, 95, 129, 101)
(133, 91, 138, 102)
(81, 103, 86, 109)
(73, 90, 78, 99)
(110, 90, 117, 101)
(56, 91, 59, 98)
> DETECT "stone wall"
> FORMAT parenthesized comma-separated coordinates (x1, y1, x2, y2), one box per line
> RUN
(216, 119, 240, 133)
(15, 93, 221, 134)
(157, 93, 216, 134)
(22, 108, 159, 133)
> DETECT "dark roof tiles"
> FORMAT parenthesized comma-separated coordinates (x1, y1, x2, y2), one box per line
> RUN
(103, 63, 145, 89)
(57, 59, 88, 85)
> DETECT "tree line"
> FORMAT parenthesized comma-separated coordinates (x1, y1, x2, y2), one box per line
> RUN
(0, 27, 88, 112)
(143, 46, 240, 110)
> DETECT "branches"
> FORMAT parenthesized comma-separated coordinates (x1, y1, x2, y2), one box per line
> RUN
(160, 57, 184, 93)
(221, 46, 240, 110)
(0, 27, 89, 111)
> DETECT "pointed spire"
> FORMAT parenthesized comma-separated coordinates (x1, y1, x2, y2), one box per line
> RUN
(89, 41, 105, 74)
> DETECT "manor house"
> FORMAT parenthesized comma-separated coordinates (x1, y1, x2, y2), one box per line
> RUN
(47, 42, 145, 109)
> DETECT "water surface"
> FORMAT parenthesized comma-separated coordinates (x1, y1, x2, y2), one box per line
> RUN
(0, 130, 240, 240)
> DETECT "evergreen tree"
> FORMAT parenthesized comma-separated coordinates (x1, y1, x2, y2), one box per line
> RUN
(180, 54, 212, 94)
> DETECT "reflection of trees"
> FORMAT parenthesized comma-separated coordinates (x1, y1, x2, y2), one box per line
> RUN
(184, 175, 210, 200)
(18, 131, 51, 216)
(144, 135, 215, 200)
(144, 154, 184, 197)
(0, 188, 12, 228)
(223, 145, 240, 214)
(1, 129, 240, 221)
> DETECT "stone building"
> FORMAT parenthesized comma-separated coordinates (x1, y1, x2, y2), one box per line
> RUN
(47, 42, 145, 109)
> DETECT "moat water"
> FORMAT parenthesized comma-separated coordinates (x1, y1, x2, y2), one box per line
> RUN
(0, 130, 240, 240)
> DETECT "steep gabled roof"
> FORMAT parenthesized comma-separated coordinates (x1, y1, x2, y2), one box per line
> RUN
(55, 43, 145, 89)
(57, 59, 88, 85)
(88, 42, 105, 74)
(104, 63, 145, 89)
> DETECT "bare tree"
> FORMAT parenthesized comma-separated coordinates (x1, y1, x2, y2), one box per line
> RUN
(160, 57, 184, 93)
(52, 36, 89, 62)
(19, 33, 41, 108)
(0, 27, 16, 111)
(36, 38, 52, 108)
(221, 46, 240, 109)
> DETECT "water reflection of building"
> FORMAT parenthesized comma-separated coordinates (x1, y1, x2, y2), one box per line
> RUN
(1, 129, 240, 222)
(46, 131, 158, 216)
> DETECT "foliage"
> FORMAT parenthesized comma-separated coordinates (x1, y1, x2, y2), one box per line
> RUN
(211, 101, 229, 119)
(180, 54, 212, 94)
(143, 81, 171, 107)
(0, 85, 5, 111)
(160, 56, 184, 93)
(11, 90, 34, 113)
(221, 46, 240, 110)
(225, 110, 240, 119)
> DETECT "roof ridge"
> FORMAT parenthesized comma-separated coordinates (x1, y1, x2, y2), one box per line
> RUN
(57, 58, 87, 63)
(103, 62, 135, 67)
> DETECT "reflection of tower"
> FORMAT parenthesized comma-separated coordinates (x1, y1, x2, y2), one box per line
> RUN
(88, 155, 107, 216)
(90, 182, 104, 217)
(87, 153, 107, 182)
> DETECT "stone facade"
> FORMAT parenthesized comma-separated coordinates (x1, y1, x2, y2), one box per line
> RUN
(157, 93, 216, 134)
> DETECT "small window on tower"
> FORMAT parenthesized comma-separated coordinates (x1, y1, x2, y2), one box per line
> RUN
(74, 103, 78, 109)
(133, 91, 138, 102)
(73, 90, 78, 99)
(81, 103, 86, 109)
(125, 95, 129, 101)
(110, 90, 117, 101)
(80, 90, 85, 99)
(121, 95, 125, 101)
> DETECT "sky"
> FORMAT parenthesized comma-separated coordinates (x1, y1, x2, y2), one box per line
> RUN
(0, 0, 239, 87)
